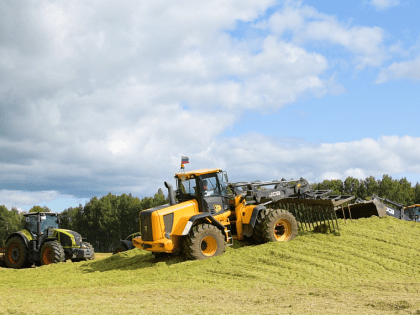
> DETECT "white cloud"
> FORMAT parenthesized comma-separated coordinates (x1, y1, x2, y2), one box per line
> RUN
(370, 0, 400, 10)
(375, 56, 420, 83)
(0, 190, 58, 210)
(264, 2, 388, 68)
(206, 135, 420, 184)
(0, 0, 415, 211)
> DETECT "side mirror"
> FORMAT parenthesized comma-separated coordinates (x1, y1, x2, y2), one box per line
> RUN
(25, 217, 29, 222)
(40, 215, 46, 221)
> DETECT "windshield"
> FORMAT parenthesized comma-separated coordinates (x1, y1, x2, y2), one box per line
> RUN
(41, 215, 59, 231)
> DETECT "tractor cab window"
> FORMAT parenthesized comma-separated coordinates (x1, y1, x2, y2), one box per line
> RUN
(40, 215, 59, 232)
(25, 216, 38, 236)
(25, 214, 59, 236)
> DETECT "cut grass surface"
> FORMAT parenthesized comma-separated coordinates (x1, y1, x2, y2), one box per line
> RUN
(1, 216, 420, 314)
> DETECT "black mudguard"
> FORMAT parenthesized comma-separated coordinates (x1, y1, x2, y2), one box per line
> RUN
(182, 213, 226, 237)
(249, 205, 267, 227)
(120, 239, 134, 250)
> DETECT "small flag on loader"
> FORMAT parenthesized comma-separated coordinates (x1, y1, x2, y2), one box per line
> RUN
(181, 156, 189, 164)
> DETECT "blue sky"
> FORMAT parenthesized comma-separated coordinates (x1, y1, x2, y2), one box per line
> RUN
(1, 0, 420, 212)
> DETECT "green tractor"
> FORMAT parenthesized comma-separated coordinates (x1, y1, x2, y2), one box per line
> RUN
(0, 212, 94, 269)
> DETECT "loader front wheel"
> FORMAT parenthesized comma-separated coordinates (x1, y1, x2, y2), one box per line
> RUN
(252, 208, 269, 244)
(40, 241, 65, 265)
(262, 210, 298, 242)
(5, 237, 29, 269)
(183, 223, 226, 260)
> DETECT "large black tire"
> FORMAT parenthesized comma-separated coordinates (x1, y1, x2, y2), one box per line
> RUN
(72, 242, 95, 262)
(4, 237, 29, 269)
(183, 223, 226, 260)
(40, 241, 65, 265)
(261, 209, 298, 242)
(252, 208, 269, 244)
(113, 244, 128, 255)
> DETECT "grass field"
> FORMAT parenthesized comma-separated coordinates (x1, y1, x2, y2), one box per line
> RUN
(1, 216, 420, 314)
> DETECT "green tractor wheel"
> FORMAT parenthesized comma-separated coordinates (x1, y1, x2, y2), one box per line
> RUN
(40, 241, 65, 265)
(5, 236, 29, 269)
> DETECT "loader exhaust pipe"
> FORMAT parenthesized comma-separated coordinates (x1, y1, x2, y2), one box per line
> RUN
(165, 181, 176, 206)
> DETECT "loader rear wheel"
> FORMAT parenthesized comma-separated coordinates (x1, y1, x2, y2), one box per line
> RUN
(252, 208, 269, 244)
(40, 241, 65, 265)
(5, 237, 29, 269)
(262, 210, 298, 242)
(183, 223, 226, 260)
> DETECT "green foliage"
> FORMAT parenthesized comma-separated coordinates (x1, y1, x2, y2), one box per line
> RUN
(29, 205, 51, 213)
(0, 206, 25, 246)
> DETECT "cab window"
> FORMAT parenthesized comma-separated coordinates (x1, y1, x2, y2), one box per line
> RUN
(177, 177, 197, 196)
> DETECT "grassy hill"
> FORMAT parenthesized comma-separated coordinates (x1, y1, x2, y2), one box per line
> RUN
(1, 216, 420, 314)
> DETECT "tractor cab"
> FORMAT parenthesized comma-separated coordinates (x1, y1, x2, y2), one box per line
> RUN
(24, 212, 59, 238)
(175, 168, 230, 215)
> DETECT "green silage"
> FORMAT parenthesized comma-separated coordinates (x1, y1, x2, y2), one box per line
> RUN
(1, 216, 420, 314)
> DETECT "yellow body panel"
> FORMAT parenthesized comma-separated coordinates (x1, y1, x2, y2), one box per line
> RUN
(133, 237, 174, 252)
(133, 200, 201, 253)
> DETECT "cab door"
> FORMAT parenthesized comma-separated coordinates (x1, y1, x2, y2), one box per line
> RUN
(198, 172, 230, 215)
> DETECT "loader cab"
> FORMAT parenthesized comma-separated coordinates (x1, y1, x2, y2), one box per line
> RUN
(176, 169, 230, 215)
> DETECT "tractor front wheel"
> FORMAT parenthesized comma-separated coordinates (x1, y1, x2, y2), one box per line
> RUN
(183, 223, 226, 260)
(40, 241, 65, 265)
(5, 237, 29, 269)
(262, 209, 298, 242)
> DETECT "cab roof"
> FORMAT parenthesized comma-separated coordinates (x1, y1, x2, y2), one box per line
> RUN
(23, 212, 58, 217)
(175, 168, 221, 179)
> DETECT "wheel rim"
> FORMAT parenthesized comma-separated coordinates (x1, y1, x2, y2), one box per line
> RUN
(42, 248, 52, 265)
(8, 244, 20, 263)
(200, 236, 217, 257)
(273, 219, 292, 241)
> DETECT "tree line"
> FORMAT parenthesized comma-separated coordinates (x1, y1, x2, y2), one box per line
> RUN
(1, 174, 420, 251)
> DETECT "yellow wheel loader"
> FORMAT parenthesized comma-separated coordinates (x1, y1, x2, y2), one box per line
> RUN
(132, 168, 346, 260)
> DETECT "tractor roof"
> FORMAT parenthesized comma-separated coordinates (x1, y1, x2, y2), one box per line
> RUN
(175, 168, 221, 179)
(23, 212, 59, 217)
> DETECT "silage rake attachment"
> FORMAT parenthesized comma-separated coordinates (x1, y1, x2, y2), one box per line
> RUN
(230, 179, 354, 235)
(273, 196, 354, 235)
